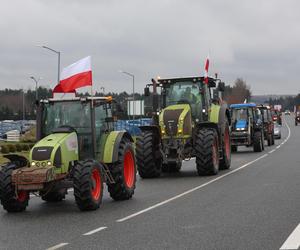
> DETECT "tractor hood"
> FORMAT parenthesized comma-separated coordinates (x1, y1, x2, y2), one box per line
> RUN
(29, 132, 78, 173)
(159, 104, 192, 138)
(235, 120, 247, 130)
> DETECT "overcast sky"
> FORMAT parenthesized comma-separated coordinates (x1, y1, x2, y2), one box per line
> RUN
(0, 0, 300, 95)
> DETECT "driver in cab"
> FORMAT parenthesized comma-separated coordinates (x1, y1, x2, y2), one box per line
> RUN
(181, 87, 197, 103)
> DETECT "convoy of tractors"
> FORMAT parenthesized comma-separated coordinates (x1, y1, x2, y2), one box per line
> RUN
(0, 75, 286, 213)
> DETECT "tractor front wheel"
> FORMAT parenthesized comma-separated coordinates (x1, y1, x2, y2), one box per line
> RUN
(195, 128, 219, 176)
(107, 138, 136, 200)
(136, 131, 162, 178)
(73, 160, 103, 211)
(0, 163, 29, 212)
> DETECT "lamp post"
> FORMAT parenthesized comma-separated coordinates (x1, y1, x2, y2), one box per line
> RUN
(37, 45, 61, 84)
(119, 70, 135, 120)
(30, 76, 42, 101)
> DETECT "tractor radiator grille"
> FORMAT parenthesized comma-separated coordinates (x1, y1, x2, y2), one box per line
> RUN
(163, 109, 183, 136)
(32, 147, 53, 161)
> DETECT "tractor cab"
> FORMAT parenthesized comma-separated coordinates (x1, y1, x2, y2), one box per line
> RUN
(36, 97, 115, 161)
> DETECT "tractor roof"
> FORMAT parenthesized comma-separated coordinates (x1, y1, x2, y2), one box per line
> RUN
(256, 104, 271, 110)
(158, 76, 217, 88)
(41, 96, 113, 104)
(230, 103, 256, 109)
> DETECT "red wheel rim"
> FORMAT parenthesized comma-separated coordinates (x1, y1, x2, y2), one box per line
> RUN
(91, 168, 101, 200)
(124, 150, 135, 188)
(224, 127, 230, 160)
(212, 139, 218, 167)
(17, 190, 28, 202)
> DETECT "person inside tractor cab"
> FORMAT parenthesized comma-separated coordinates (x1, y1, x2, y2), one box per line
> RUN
(254, 108, 263, 125)
(181, 87, 197, 103)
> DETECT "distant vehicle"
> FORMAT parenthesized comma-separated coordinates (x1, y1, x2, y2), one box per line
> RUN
(274, 123, 281, 139)
(230, 103, 264, 152)
(257, 105, 275, 146)
(272, 109, 282, 125)
(295, 105, 300, 126)
(285, 110, 291, 115)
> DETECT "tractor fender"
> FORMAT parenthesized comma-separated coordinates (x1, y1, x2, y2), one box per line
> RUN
(209, 103, 231, 135)
(3, 154, 29, 168)
(102, 131, 133, 164)
(139, 125, 161, 144)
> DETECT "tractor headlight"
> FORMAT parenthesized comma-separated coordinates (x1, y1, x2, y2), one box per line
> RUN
(178, 128, 183, 134)
(47, 161, 52, 166)
(31, 161, 36, 166)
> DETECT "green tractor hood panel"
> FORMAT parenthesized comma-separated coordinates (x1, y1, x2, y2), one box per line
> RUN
(29, 132, 79, 174)
(159, 104, 192, 138)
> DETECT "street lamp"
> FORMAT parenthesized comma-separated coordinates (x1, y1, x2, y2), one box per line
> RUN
(37, 45, 61, 84)
(119, 70, 135, 120)
(30, 76, 42, 100)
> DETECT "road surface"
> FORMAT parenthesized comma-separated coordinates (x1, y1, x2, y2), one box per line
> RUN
(0, 115, 299, 250)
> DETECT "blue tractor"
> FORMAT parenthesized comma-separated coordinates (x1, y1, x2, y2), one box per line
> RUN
(230, 103, 264, 152)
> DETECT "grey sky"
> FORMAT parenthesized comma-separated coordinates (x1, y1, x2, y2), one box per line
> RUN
(0, 0, 299, 95)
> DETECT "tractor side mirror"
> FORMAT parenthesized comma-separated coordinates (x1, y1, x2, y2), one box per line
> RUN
(144, 87, 150, 96)
(218, 82, 225, 92)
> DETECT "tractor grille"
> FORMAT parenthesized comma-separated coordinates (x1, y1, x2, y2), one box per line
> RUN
(32, 147, 53, 161)
(163, 109, 183, 136)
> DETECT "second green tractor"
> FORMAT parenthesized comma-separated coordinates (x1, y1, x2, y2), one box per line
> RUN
(136, 76, 231, 178)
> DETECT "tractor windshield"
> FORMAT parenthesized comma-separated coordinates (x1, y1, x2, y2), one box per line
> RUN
(231, 108, 248, 121)
(165, 81, 203, 118)
(41, 101, 91, 136)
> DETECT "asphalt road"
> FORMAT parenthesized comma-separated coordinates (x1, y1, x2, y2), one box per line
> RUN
(0, 115, 299, 250)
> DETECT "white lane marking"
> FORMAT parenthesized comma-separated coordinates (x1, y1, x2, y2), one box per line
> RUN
(46, 243, 69, 250)
(276, 145, 281, 149)
(83, 226, 107, 236)
(280, 223, 300, 250)
(117, 154, 268, 222)
(269, 149, 276, 154)
(117, 119, 292, 223)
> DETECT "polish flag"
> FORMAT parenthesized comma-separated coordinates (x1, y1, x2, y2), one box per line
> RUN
(204, 55, 209, 84)
(53, 56, 92, 93)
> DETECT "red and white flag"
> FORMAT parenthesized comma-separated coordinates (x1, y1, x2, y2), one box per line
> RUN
(53, 56, 92, 93)
(204, 55, 209, 84)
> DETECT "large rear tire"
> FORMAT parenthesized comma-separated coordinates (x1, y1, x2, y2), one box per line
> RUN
(136, 131, 162, 178)
(0, 163, 29, 212)
(253, 131, 263, 152)
(73, 160, 103, 211)
(107, 138, 136, 200)
(220, 123, 231, 170)
(195, 128, 219, 176)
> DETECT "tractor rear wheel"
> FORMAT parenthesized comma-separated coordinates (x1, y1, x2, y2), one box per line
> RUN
(162, 161, 182, 173)
(253, 131, 263, 152)
(107, 138, 136, 200)
(0, 163, 29, 212)
(195, 128, 219, 176)
(136, 131, 162, 178)
(271, 133, 275, 145)
(220, 123, 231, 170)
(40, 188, 67, 202)
(73, 160, 103, 211)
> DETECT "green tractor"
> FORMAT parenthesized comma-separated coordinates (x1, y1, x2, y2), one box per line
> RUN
(0, 97, 136, 212)
(136, 76, 231, 178)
